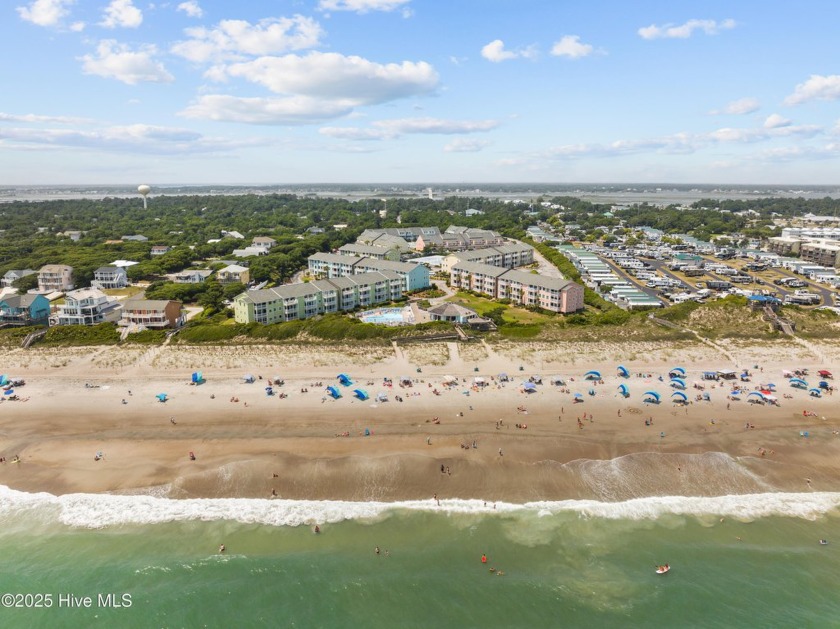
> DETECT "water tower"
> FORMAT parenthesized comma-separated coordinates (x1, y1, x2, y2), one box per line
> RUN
(138, 184, 151, 209)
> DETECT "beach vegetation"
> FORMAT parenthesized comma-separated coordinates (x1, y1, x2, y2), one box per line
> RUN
(40, 323, 121, 346)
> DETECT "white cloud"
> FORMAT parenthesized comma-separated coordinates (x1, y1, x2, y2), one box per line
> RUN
(764, 114, 791, 129)
(80, 40, 174, 85)
(784, 74, 840, 106)
(709, 97, 760, 115)
(180, 95, 358, 124)
(638, 18, 735, 40)
(176, 1, 202, 18)
(320, 117, 499, 140)
(171, 16, 323, 63)
(550, 35, 594, 59)
(480, 39, 536, 63)
(16, 0, 74, 27)
(0, 112, 94, 124)
(69, 20, 84, 31)
(444, 138, 490, 152)
(99, 0, 142, 29)
(211, 52, 438, 105)
(318, 0, 410, 13)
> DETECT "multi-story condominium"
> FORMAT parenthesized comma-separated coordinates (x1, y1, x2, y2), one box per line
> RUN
(337, 243, 402, 261)
(1, 269, 36, 288)
(356, 232, 416, 253)
(56, 288, 121, 325)
(442, 243, 534, 272)
(233, 270, 403, 324)
(308, 253, 430, 292)
(800, 241, 840, 268)
(217, 264, 250, 284)
(437, 226, 506, 251)
(37, 264, 74, 292)
(92, 266, 128, 289)
(0, 294, 50, 326)
(120, 299, 184, 329)
(450, 261, 584, 314)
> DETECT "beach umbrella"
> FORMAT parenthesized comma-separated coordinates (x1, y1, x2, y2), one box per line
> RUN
(156, 393, 167, 402)
(809, 388, 822, 397)
(789, 378, 807, 388)
(819, 381, 830, 389)
(617, 365, 629, 378)
(818, 370, 832, 378)
(702, 392, 711, 401)
(522, 382, 537, 392)
(759, 389, 773, 396)
(618, 384, 629, 397)
(337, 374, 353, 386)
(748, 391, 767, 400)
(327, 386, 342, 399)
(377, 392, 388, 402)
(0, 375, 8, 386)
(643, 391, 661, 402)
(669, 378, 687, 389)
(497, 372, 508, 382)
(765, 383, 776, 391)
(353, 388, 369, 401)
(584, 370, 601, 380)
(669, 367, 686, 378)
(671, 391, 688, 401)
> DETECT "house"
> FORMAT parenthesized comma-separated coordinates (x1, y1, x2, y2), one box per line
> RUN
(120, 298, 184, 329)
(1, 269, 36, 288)
(465, 208, 484, 217)
(450, 261, 584, 314)
(252, 236, 277, 250)
(222, 230, 245, 239)
(234, 271, 403, 325)
(59, 230, 83, 241)
(92, 266, 128, 290)
(37, 264, 74, 292)
(56, 288, 121, 325)
(231, 247, 269, 258)
(0, 293, 50, 326)
(217, 264, 250, 284)
(150, 245, 172, 256)
(172, 269, 213, 284)
(305, 227, 325, 235)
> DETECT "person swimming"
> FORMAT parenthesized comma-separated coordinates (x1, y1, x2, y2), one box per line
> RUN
(219, 544, 226, 553)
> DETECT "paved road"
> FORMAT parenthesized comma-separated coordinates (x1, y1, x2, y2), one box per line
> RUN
(532, 248, 566, 279)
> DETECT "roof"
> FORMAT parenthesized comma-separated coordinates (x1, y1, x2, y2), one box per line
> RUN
(66, 287, 108, 300)
(3, 269, 35, 278)
(0, 294, 44, 308)
(95, 266, 125, 274)
(239, 271, 402, 305)
(124, 298, 180, 311)
(425, 303, 477, 317)
(310, 252, 364, 265)
(355, 258, 426, 274)
(219, 264, 249, 274)
(39, 264, 72, 273)
(338, 243, 396, 256)
(252, 236, 276, 243)
(451, 261, 509, 278)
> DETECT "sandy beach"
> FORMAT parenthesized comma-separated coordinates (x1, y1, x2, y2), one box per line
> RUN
(1, 339, 839, 502)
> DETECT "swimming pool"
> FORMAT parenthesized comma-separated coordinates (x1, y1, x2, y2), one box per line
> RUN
(357, 307, 415, 326)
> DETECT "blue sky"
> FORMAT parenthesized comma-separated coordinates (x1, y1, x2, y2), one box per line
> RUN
(2, 0, 840, 185)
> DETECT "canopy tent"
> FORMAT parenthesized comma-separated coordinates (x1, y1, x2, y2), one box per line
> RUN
(789, 378, 808, 388)
(529, 375, 542, 384)
(669, 378, 687, 389)
(242, 374, 255, 383)
(584, 370, 601, 380)
(809, 388, 822, 397)
(191, 371, 204, 384)
(671, 391, 688, 402)
(702, 371, 718, 380)
(643, 391, 661, 403)
(819, 381, 830, 389)
(353, 389, 370, 401)
(442, 375, 458, 384)
(497, 373, 510, 382)
(376, 391, 388, 402)
(337, 374, 353, 387)
(618, 384, 629, 397)
(702, 392, 711, 401)
(156, 393, 168, 402)
(550, 376, 566, 386)
(522, 382, 537, 392)
(326, 386, 342, 399)
(617, 365, 629, 378)
(669, 367, 686, 377)
(818, 370, 833, 378)
(474, 377, 487, 385)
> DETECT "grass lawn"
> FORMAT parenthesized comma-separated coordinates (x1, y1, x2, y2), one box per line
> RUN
(104, 286, 145, 299)
(446, 291, 554, 324)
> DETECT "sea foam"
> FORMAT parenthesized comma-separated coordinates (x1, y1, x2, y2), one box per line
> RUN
(1, 485, 839, 529)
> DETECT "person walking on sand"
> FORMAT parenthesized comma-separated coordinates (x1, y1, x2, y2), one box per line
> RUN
(498, 448, 503, 456)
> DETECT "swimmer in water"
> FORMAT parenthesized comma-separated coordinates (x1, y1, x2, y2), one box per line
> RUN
(219, 544, 226, 553)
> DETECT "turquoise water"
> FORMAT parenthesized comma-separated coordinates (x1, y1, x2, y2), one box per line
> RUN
(1, 488, 839, 628)
(357, 307, 412, 325)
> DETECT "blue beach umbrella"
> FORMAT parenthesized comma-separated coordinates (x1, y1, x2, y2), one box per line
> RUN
(327, 386, 342, 399)
(617, 365, 629, 378)
(671, 391, 688, 401)
(522, 382, 537, 392)
(353, 388, 369, 400)
(337, 374, 353, 386)
(574, 393, 584, 399)
(748, 391, 767, 400)
(643, 391, 661, 402)
(809, 388, 822, 397)
(618, 384, 629, 397)
(669, 378, 687, 389)
(156, 393, 167, 402)
(584, 370, 601, 380)
(669, 367, 686, 377)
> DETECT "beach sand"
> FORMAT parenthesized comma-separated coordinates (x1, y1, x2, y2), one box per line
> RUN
(1, 340, 839, 502)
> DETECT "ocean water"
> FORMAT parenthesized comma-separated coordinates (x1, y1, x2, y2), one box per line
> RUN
(1, 487, 839, 628)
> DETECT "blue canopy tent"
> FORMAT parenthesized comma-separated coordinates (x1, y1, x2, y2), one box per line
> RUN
(819, 381, 830, 389)
(191, 371, 204, 384)
(618, 384, 629, 398)
(671, 391, 688, 402)
(669, 367, 686, 378)
(242, 374, 255, 383)
(617, 365, 629, 378)
(669, 378, 687, 390)
(353, 389, 369, 401)
(156, 393, 168, 402)
(584, 370, 601, 380)
(789, 378, 807, 389)
(0, 375, 8, 386)
(522, 382, 537, 393)
(809, 388, 822, 398)
(326, 386, 342, 399)
(643, 391, 661, 403)
(265, 386, 274, 396)
(702, 391, 711, 401)
(337, 373, 353, 387)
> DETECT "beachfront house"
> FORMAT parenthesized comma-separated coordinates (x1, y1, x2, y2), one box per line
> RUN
(37, 264, 74, 293)
(231, 246, 269, 258)
(172, 269, 213, 284)
(233, 271, 403, 325)
(217, 264, 250, 285)
(92, 266, 128, 290)
(0, 293, 50, 326)
(56, 288, 121, 325)
(120, 298, 184, 329)
(1, 269, 36, 288)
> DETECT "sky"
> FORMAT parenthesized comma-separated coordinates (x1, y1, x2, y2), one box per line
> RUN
(2, 0, 840, 186)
